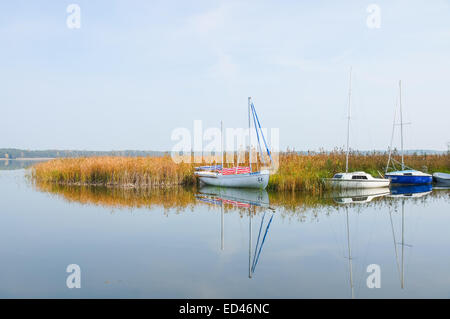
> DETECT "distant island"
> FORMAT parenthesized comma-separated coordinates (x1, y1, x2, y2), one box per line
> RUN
(0, 148, 447, 160)
(0, 148, 167, 159)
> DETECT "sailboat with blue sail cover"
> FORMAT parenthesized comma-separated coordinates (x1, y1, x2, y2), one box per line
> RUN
(194, 97, 272, 189)
(385, 81, 432, 185)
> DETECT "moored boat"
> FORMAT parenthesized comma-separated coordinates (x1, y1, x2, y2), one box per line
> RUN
(433, 172, 450, 185)
(327, 172, 390, 189)
(324, 68, 390, 189)
(194, 97, 272, 189)
(195, 168, 270, 189)
(385, 169, 432, 185)
(385, 81, 432, 185)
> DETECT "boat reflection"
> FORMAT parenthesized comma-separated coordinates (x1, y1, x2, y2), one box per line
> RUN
(389, 184, 432, 198)
(331, 187, 390, 204)
(331, 187, 393, 298)
(387, 197, 412, 289)
(196, 186, 270, 208)
(196, 186, 275, 279)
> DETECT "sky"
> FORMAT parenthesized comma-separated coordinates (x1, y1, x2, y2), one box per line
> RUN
(0, 0, 449, 152)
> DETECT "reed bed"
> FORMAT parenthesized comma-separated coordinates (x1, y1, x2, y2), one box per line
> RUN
(31, 151, 449, 192)
(268, 150, 449, 193)
(31, 156, 195, 187)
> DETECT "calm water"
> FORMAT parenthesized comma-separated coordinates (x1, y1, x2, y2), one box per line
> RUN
(1, 169, 449, 298)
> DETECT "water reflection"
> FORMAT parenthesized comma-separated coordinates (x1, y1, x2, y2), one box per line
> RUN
(0, 159, 48, 170)
(331, 188, 390, 204)
(3, 169, 450, 298)
(31, 179, 449, 215)
(196, 186, 275, 279)
(390, 184, 433, 197)
(32, 181, 197, 212)
(332, 185, 435, 298)
(196, 186, 270, 209)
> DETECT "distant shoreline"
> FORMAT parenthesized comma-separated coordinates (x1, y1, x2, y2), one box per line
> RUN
(0, 158, 54, 161)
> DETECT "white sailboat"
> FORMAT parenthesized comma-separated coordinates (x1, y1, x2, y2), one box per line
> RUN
(195, 97, 272, 189)
(385, 81, 432, 185)
(325, 68, 390, 189)
(433, 172, 450, 186)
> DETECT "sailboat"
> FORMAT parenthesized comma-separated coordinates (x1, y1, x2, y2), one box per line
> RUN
(432, 172, 450, 186)
(325, 68, 390, 189)
(385, 81, 432, 185)
(194, 97, 272, 189)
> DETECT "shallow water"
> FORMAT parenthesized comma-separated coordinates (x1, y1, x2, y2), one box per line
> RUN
(1, 169, 449, 298)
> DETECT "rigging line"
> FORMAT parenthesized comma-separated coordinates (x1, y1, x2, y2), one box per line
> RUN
(251, 104, 266, 166)
(251, 212, 266, 272)
(251, 103, 273, 163)
(386, 106, 397, 173)
(252, 213, 274, 273)
(391, 158, 414, 170)
(389, 208, 402, 284)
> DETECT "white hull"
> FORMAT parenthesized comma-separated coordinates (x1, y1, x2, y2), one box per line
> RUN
(326, 178, 390, 189)
(197, 170, 270, 189)
(433, 172, 450, 185)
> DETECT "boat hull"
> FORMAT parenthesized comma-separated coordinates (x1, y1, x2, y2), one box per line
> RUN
(433, 173, 450, 186)
(326, 179, 390, 189)
(385, 174, 432, 185)
(198, 171, 269, 189)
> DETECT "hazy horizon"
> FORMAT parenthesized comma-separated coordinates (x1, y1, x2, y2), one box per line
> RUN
(1, 1, 449, 151)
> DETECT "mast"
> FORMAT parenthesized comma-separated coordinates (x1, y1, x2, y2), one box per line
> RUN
(399, 80, 404, 170)
(221, 120, 224, 170)
(345, 67, 352, 173)
(248, 97, 252, 172)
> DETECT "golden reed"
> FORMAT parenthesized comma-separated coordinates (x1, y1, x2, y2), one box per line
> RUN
(31, 151, 449, 192)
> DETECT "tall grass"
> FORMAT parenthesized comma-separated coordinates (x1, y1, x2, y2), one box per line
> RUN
(268, 150, 449, 193)
(31, 156, 195, 187)
(31, 151, 449, 192)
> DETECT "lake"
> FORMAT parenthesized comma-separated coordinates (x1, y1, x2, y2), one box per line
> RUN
(1, 168, 449, 298)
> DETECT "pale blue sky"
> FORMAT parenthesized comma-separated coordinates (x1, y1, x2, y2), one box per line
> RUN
(1, 0, 449, 151)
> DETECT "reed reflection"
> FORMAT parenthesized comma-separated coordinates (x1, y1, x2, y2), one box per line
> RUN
(32, 179, 445, 215)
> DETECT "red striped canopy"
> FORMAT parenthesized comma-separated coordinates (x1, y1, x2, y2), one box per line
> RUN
(220, 166, 251, 175)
